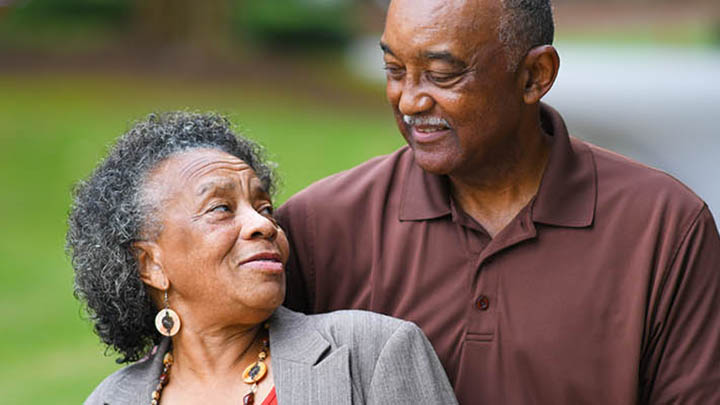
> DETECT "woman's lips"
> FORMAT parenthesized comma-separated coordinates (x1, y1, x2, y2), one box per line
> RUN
(242, 260, 284, 272)
(238, 252, 284, 272)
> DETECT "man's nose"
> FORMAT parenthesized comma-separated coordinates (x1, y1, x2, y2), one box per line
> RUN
(239, 209, 278, 241)
(398, 81, 433, 116)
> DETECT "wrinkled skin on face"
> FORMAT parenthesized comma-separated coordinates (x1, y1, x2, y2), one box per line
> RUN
(137, 149, 289, 330)
(381, 0, 527, 178)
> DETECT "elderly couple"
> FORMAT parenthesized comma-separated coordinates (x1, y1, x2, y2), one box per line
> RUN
(70, 0, 720, 404)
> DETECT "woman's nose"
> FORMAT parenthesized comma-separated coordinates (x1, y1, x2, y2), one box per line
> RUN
(239, 209, 278, 241)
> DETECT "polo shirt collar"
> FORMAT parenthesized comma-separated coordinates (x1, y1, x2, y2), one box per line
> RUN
(399, 159, 452, 220)
(398, 102, 596, 228)
(531, 103, 596, 227)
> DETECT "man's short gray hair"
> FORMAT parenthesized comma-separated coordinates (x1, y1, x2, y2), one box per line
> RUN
(498, 0, 555, 71)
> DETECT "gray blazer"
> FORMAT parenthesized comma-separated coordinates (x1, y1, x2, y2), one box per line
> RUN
(85, 306, 458, 404)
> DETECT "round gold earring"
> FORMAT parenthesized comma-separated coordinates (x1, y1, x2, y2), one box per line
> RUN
(154, 290, 181, 336)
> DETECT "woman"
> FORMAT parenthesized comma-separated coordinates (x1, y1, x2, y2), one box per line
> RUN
(67, 112, 457, 405)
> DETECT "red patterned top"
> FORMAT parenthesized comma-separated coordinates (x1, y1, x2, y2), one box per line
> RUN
(261, 387, 277, 405)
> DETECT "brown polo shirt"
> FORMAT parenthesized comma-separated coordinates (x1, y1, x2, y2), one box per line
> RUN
(276, 104, 720, 404)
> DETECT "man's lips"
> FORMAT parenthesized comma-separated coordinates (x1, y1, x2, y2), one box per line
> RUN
(237, 252, 284, 272)
(402, 115, 452, 144)
(410, 125, 451, 143)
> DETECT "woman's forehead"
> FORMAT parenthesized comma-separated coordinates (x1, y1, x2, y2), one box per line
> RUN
(153, 148, 244, 178)
(174, 149, 250, 178)
(150, 148, 259, 196)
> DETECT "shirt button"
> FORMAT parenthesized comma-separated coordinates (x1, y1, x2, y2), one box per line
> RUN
(475, 295, 490, 311)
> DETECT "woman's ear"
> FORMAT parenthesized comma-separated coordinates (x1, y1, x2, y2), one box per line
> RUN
(133, 241, 169, 291)
(521, 45, 560, 105)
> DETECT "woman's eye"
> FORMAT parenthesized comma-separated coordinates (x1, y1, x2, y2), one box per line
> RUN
(259, 206, 274, 216)
(210, 204, 232, 213)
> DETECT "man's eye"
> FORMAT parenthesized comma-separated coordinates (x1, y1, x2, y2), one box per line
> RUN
(428, 72, 460, 84)
(383, 65, 405, 79)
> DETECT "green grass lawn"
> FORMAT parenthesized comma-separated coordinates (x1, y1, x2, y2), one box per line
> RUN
(0, 72, 402, 403)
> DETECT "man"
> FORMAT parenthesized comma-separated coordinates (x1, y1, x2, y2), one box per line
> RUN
(276, 0, 720, 403)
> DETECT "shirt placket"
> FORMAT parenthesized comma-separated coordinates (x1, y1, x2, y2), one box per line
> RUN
(466, 253, 499, 340)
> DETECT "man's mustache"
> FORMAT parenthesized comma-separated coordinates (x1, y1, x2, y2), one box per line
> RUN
(402, 115, 451, 128)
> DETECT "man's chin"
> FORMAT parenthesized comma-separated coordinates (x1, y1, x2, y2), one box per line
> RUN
(411, 148, 456, 175)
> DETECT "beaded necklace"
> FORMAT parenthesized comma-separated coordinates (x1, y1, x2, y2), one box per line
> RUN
(150, 325, 270, 405)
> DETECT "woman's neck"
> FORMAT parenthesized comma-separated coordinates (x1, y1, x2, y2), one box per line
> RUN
(170, 322, 263, 383)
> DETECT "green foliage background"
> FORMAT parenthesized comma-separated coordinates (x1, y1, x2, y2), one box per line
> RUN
(0, 73, 402, 403)
(1, 0, 716, 402)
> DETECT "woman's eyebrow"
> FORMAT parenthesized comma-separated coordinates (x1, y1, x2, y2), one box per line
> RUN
(195, 180, 237, 197)
(249, 181, 269, 198)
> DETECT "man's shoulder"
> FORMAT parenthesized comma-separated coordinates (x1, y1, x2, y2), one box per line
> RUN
(280, 146, 412, 210)
(579, 138, 706, 216)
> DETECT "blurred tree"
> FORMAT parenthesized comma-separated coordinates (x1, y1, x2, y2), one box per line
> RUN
(0, 0, 130, 51)
(237, 0, 353, 49)
(132, 0, 231, 57)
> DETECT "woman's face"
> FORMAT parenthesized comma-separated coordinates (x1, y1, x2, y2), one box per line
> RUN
(144, 148, 288, 329)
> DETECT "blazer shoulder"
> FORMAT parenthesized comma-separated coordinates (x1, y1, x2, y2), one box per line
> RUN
(84, 364, 136, 404)
(310, 309, 412, 332)
(84, 344, 166, 405)
(306, 310, 457, 404)
(274, 306, 418, 353)
(308, 309, 424, 358)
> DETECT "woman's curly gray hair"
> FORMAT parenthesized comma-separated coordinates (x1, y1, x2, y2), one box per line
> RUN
(66, 111, 276, 363)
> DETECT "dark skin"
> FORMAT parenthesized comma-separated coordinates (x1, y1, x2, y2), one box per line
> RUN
(381, 0, 559, 237)
(133, 149, 288, 404)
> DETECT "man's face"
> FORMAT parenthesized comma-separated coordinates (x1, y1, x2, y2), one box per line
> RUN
(381, 0, 523, 176)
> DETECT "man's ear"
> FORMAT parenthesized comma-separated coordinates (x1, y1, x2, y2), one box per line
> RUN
(520, 45, 560, 105)
(133, 241, 169, 291)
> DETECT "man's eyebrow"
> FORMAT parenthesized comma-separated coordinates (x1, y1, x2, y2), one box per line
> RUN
(423, 50, 467, 68)
(380, 42, 395, 57)
(380, 42, 466, 69)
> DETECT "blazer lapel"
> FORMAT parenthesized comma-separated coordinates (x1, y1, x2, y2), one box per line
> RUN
(269, 307, 352, 404)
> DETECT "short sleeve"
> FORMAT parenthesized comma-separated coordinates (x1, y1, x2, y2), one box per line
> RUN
(641, 205, 720, 403)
